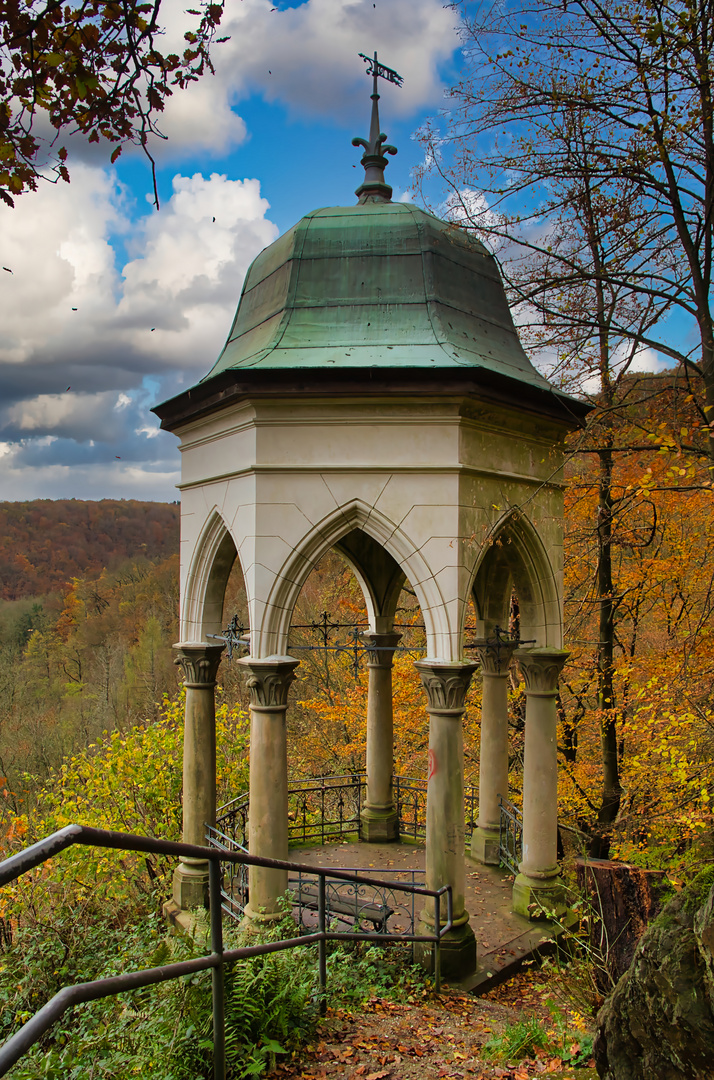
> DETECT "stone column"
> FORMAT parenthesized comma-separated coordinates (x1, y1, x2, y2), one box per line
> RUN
(360, 631, 402, 842)
(237, 656, 299, 924)
(414, 660, 479, 978)
(512, 647, 569, 918)
(471, 638, 518, 865)
(171, 642, 225, 911)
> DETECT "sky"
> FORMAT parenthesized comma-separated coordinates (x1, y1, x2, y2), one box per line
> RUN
(0, 0, 671, 504)
(0, 0, 465, 502)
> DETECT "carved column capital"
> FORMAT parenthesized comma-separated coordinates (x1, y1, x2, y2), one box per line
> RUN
(362, 631, 402, 668)
(237, 657, 300, 710)
(472, 638, 518, 677)
(415, 661, 478, 714)
(514, 648, 569, 696)
(173, 643, 225, 688)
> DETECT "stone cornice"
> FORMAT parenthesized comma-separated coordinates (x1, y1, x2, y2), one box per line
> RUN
(415, 661, 478, 713)
(154, 367, 590, 435)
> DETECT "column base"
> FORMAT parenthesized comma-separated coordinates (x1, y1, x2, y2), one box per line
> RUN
(172, 859, 209, 911)
(512, 871, 567, 920)
(470, 825, 501, 866)
(360, 805, 400, 842)
(163, 898, 208, 938)
(414, 914, 477, 980)
(241, 903, 286, 932)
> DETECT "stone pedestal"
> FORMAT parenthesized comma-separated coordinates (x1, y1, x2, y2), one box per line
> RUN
(512, 647, 569, 918)
(237, 656, 299, 925)
(171, 643, 225, 911)
(414, 660, 478, 979)
(360, 631, 401, 842)
(471, 638, 518, 865)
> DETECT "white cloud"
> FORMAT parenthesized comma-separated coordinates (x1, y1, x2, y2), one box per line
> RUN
(117, 171, 278, 366)
(629, 346, 671, 374)
(153, 0, 459, 156)
(0, 163, 278, 497)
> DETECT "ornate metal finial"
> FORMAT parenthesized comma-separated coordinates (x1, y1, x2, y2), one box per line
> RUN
(352, 51, 402, 204)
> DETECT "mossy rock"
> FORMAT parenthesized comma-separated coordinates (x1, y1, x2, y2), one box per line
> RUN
(594, 874, 714, 1079)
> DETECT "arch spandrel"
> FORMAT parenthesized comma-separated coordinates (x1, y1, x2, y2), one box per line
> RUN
(180, 507, 242, 643)
(469, 510, 562, 648)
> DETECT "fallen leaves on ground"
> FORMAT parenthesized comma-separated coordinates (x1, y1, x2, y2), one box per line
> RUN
(273, 970, 597, 1080)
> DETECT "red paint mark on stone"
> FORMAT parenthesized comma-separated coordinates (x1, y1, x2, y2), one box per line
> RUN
(427, 748, 437, 780)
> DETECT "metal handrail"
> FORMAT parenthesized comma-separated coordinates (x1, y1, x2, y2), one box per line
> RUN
(0, 825, 453, 1079)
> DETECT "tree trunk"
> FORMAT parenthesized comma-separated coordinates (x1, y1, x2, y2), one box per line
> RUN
(576, 857, 667, 991)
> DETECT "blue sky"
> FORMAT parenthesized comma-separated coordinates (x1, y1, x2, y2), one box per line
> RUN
(0, 0, 465, 502)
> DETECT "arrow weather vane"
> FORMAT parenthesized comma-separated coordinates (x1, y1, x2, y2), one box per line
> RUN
(352, 51, 403, 203)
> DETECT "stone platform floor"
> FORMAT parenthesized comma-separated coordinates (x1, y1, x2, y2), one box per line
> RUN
(288, 839, 562, 993)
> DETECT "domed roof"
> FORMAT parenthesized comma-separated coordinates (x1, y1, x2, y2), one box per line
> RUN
(201, 201, 552, 394)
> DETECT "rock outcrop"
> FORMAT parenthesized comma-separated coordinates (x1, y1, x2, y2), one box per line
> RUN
(594, 870, 714, 1079)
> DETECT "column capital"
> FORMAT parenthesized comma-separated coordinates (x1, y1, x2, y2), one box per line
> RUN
(173, 642, 225, 688)
(514, 647, 569, 696)
(415, 660, 478, 713)
(237, 656, 300, 709)
(472, 637, 519, 677)
(362, 630, 402, 668)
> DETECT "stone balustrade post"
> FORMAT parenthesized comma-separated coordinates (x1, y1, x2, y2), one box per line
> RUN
(471, 638, 518, 865)
(414, 660, 478, 978)
(237, 656, 299, 924)
(512, 647, 569, 918)
(360, 630, 402, 842)
(171, 642, 225, 912)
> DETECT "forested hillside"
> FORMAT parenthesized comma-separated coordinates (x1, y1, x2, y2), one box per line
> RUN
(0, 500, 179, 600)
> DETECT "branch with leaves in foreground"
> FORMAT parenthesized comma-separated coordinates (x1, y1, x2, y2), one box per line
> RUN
(0, 0, 226, 208)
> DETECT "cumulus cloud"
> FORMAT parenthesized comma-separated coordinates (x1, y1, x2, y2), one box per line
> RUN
(153, 0, 459, 155)
(0, 164, 278, 498)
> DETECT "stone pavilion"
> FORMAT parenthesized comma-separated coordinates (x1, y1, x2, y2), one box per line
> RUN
(153, 71, 589, 977)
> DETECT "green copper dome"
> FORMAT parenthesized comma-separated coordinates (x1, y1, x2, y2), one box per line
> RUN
(201, 201, 552, 392)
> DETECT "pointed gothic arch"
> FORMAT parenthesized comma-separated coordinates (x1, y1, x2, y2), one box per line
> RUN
(180, 507, 240, 643)
(470, 509, 562, 648)
(252, 500, 452, 660)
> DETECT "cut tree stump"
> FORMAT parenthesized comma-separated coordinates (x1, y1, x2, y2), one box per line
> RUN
(575, 857, 667, 988)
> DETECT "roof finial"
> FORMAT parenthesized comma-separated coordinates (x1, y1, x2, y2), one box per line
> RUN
(352, 51, 402, 204)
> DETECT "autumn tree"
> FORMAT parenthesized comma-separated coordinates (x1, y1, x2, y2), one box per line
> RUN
(424, 0, 714, 458)
(0, 0, 226, 207)
(561, 381, 714, 870)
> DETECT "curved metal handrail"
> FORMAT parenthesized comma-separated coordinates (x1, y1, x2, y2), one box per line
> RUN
(0, 824, 452, 1079)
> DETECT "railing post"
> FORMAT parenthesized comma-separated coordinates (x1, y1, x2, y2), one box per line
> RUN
(434, 891, 441, 995)
(318, 875, 327, 1017)
(209, 856, 226, 1080)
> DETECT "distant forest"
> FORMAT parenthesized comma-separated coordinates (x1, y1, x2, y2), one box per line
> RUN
(0, 500, 180, 600)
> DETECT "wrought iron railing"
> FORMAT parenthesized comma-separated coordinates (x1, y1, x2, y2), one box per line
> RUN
(209, 773, 478, 931)
(288, 773, 364, 843)
(0, 825, 453, 1079)
(288, 865, 425, 940)
(498, 794, 523, 875)
(214, 772, 478, 851)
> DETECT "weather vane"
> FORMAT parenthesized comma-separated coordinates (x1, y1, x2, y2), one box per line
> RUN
(358, 51, 404, 88)
(352, 50, 403, 204)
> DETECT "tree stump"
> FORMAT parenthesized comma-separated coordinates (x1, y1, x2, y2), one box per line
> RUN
(575, 857, 667, 988)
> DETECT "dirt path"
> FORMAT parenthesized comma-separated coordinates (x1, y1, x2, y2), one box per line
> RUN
(274, 973, 598, 1080)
